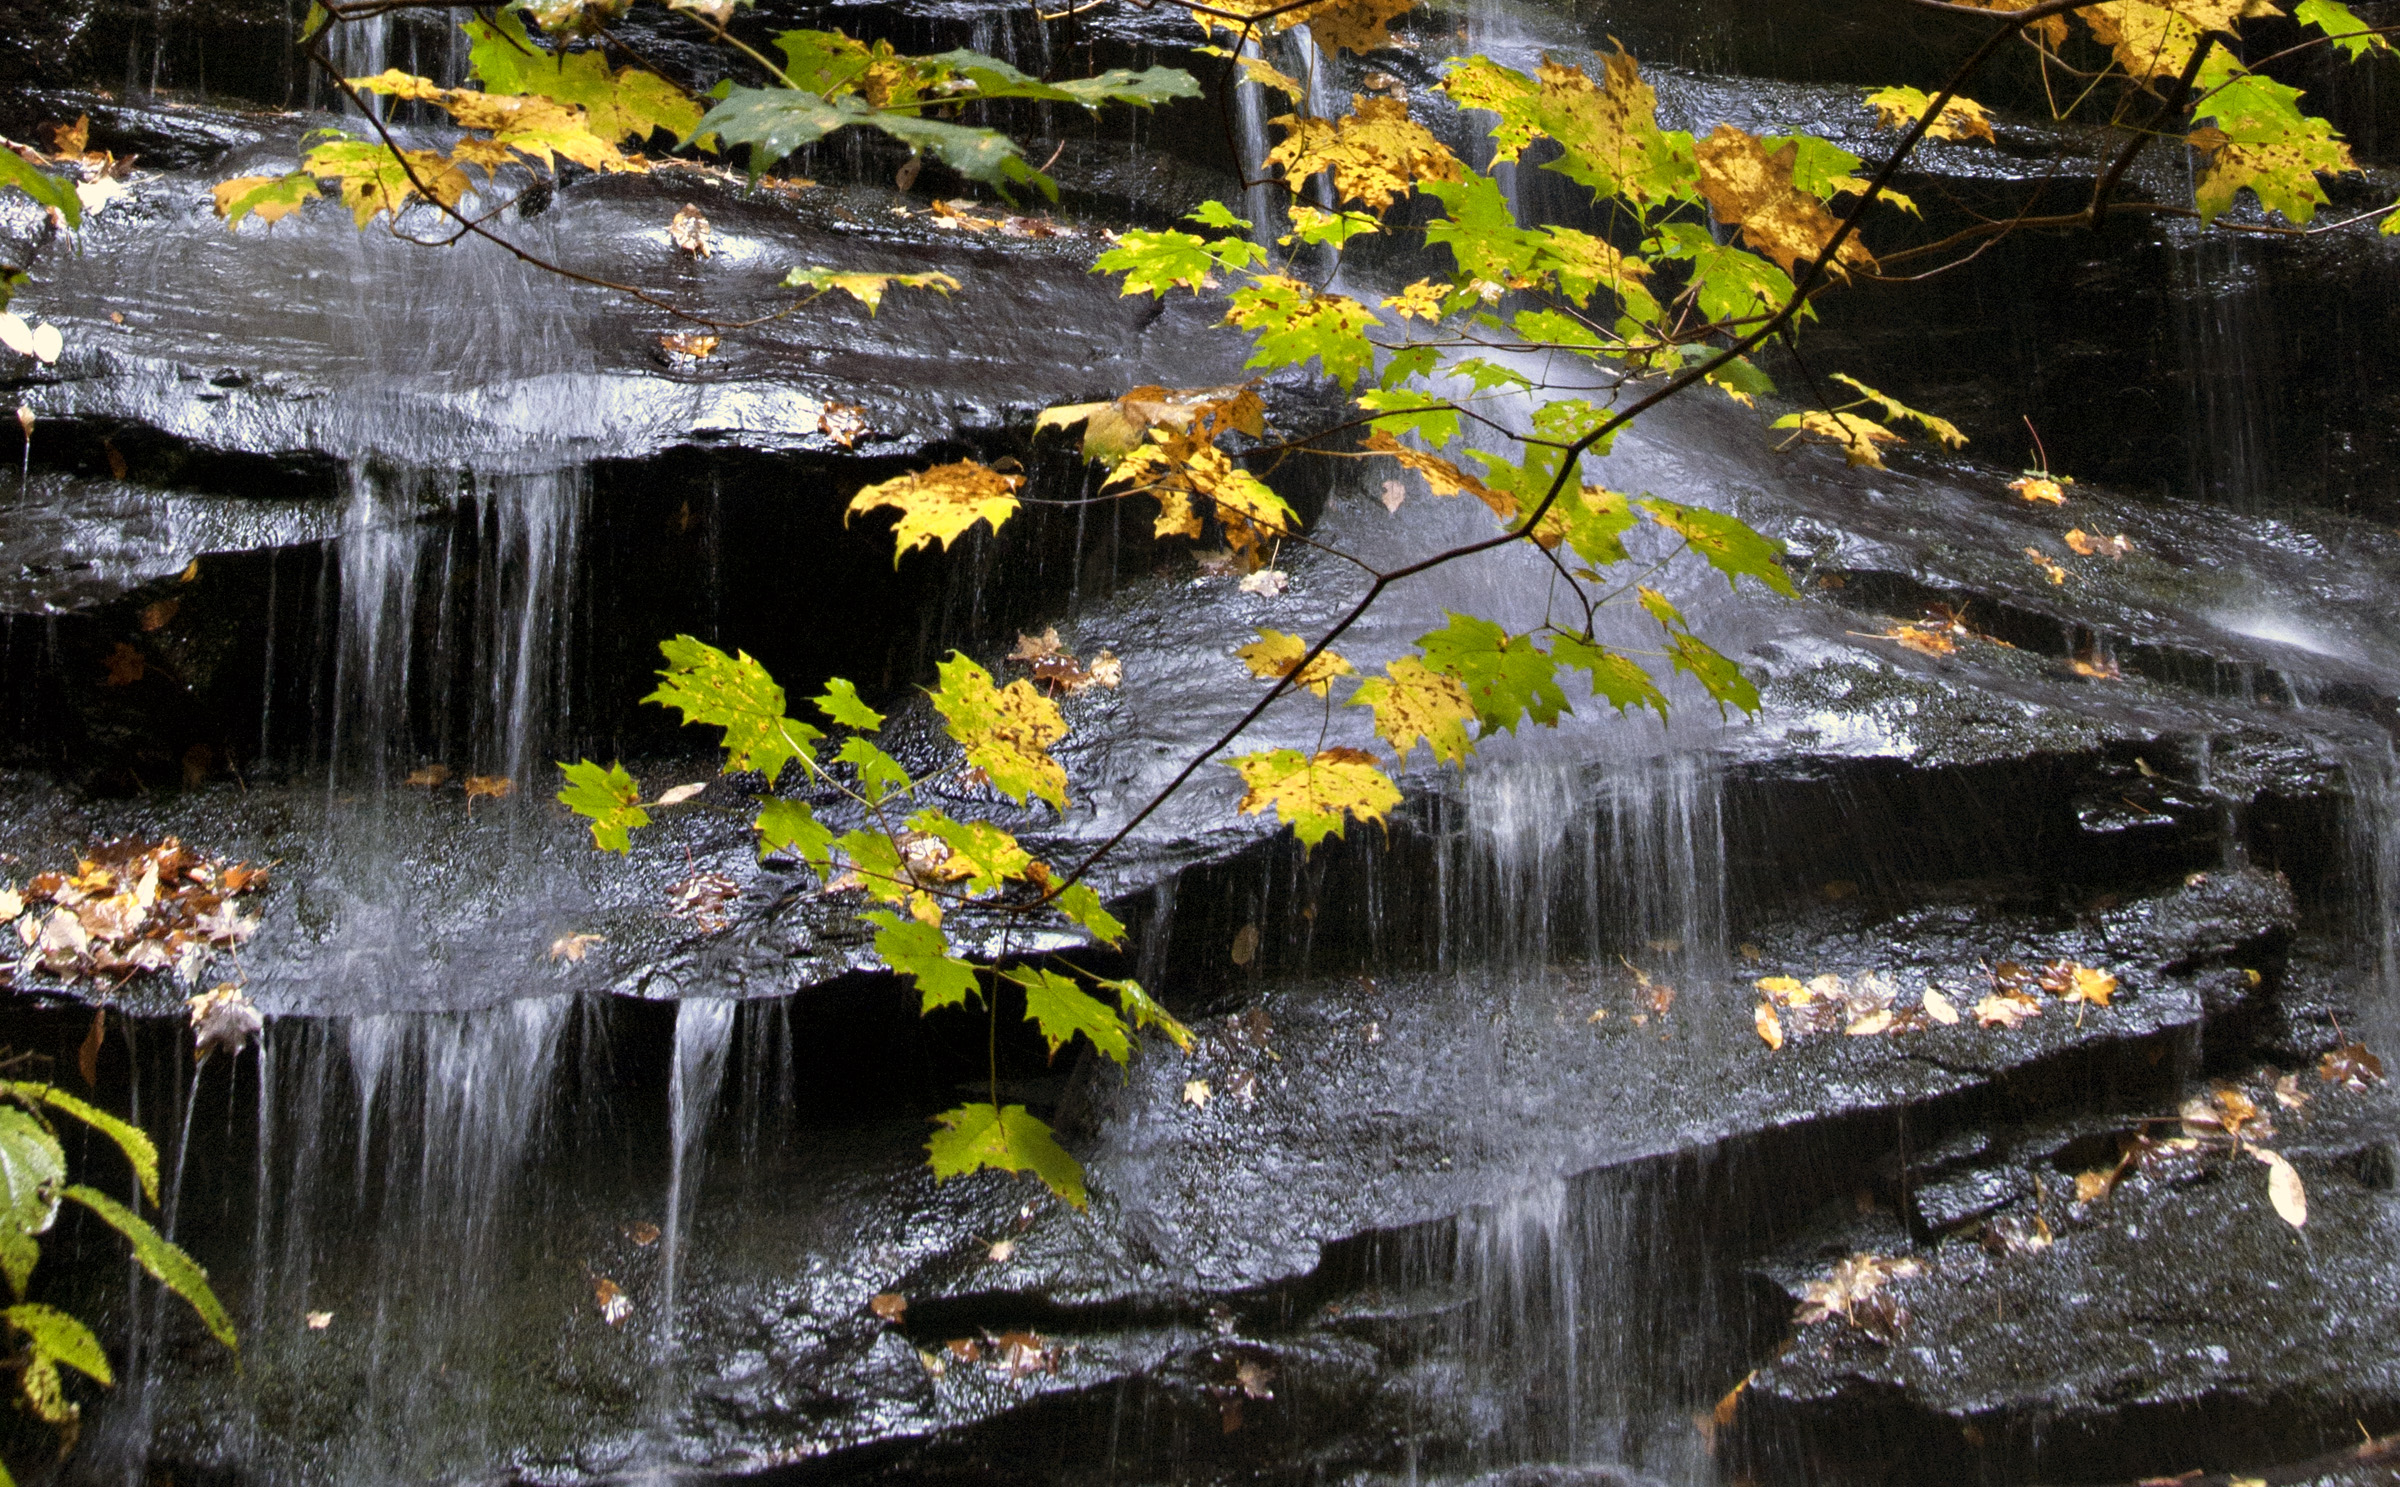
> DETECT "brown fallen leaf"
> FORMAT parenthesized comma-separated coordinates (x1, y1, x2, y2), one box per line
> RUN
(306, 1310, 333, 1330)
(659, 331, 719, 360)
(592, 1276, 632, 1325)
(1794, 1252, 1920, 1330)
(2074, 1168, 2116, 1203)
(1754, 1002, 1784, 1050)
(995, 1329, 1054, 1377)
(819, 401, 872, 448)
(1234, 1358, 1275, 1399)
(946, 1337, 982, 1363)
(405, 763, 451, 788)
(1921, 989, 1960, 1025)
(622, 1220, 661, 1246)
(1379, 479, 1407, 513)
(2010, 474, 2069, 505)
(549, 932, 606, 963)
(188, 984, 262, 1058)
(870, 1292, 908, 1322)
(668, 202, 712, 257)
(2273, 1071, 2310, 1110)
(1871, 621, 1956, 657)
(1845, 1009, 1894, 1037)
(2253, 1146, 2306, 1228)
(101, 642, 145, 686)
(1182, 1079, 1212, 1108)
(1981, 1212, 2053, 1255)
(986, 1238, 1016, 1264)
(2063, 528, 2132, 559)
(653, 782, 707, 807)
(2024, 547, 2068, 585)
(76, 1006, 104, 1087)
(1229, 923, 1260, 966)
(139, 598, 179, 632)
(463, 775, 513, 800)
(104, 438, 127, 480)
(1973, 992, 2041, 1029)
(668, 871, 740, 932)
(2320, 1042, 2386, 1088)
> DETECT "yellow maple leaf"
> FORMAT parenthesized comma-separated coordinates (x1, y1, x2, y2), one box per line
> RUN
(2190, 123, 2354, 225)
(349, 71, 635, 173)
(848, 460, 1023, 560)
(1228, 747, 1402, 849)
(1382, 280, 1450, 321)
(2083, 0, 2280, 79)
(1286, 0, 1417, 53)
(1831, 373, 1967, 449)
(1694, 125, 1874, 276)
(1236, 629, 1356, 696)
(1108, 437, 1296, 566)
(302, 139, 473, 226)
(932, 654, 1069, 810)
(1773, 410, 1901, 468)
(210, 172, 320, 227)
(1036, 384, 1263, 466)
(1533, 48, 1689, 207)
(1862, 85, 1996, 144)
(783, 267, 963, 314)
(1362, 430, 1515, 519)
(2011, 474, 2070, 505)
(1348, 657, 1474, 766)
(1266, 96, 1463, 214)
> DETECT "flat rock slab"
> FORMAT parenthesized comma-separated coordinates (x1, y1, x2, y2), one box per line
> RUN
(1744, 1072, 2400, 1485)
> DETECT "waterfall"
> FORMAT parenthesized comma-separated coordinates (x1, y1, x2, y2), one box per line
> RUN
(1438, 754, 1728, 984)
(658, 998, 737, 1356)
(326, 463, 585, 789)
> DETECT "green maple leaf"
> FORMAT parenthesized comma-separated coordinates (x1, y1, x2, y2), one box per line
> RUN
(813, 678, 886, 730)
(1637, 497, 1798, 596)
(645, 636, 821, 786)
(465, 9, 702, 144)
(1415, 613, 1569, 734)
(864, 910, 982, 1011)
(927, 1103, 1087, 1208)
(1007, 967, 1131, 1062)
(753, 798, 834, 866)
(556, 759, 650, 852)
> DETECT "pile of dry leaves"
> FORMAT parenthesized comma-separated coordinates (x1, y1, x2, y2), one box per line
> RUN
(1754, 960, 2118, 1049)
(3, 838, 265, 987)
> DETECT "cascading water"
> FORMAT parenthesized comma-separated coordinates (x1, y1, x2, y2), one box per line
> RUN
(658, 997, 737, 1358)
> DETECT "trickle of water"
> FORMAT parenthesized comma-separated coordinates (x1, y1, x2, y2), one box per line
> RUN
(1438, 754, 1727, 982)
(659, 997, 738, 1355)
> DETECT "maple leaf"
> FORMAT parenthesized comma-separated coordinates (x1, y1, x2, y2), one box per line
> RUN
(301, 139, 472, 227)
(1415, 613, 1569, 734)
(1862, 85, 1996, 143)
(592, 1276, 632, 1325)
(908, 810, 1032, 894)
(1007, 967, 1132, 1062)
(658, 331, 718, 360)
(931, 654, 1069, 810)
(557, 759, 650, 851)
(927, 1102, 1086, 1208)
(1349, 657, 1476, 767)
(1974, 992, 2042, 1028)
(1875, 622, 1958, 657)
(465, 9, 703, 144)
(187, 985, 262, 1057)
(782, 266, 961, 314)
(1773, 410, 1901, 468)
(1037, 384, 1264, 466)
(0, 147, 82, 228)
(2296, 0, 2389, 56)
(210, 172, 320, 228)
(668, 203, 712, 257)
(1229, 747, 1401, 849)
(2062, 965, 2117, 1006)
(351, 71, 637, 174)
(1225, 275, 1379, 389)
(1363, 430, 1515, 521)
(2319, 1042, 2385, 1087)
(1382, 280, 1450, 321)
(1695, 125, 1873, 276)
(1288, 0, 1417, 52)
(1107, 437, 1297, 565)
(646, 635, 823, 785)
(1527, 49, 1697, 206)
(1754, 1002, 1785, 1049)
(1265, 97, 1462, 214)
(1637, 497, 1799, 596)
(2026, 547, 2070, 586)
(1236, 629, 1355, 696)
(463, 775, 514, 801)
(2082, 0, 2271, 81)
(1183, 1079, 1212, 1107)
(863, 909, 982, 1011)
(849, 460, 1022, 560)
(1829, 374, 1967, 450)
